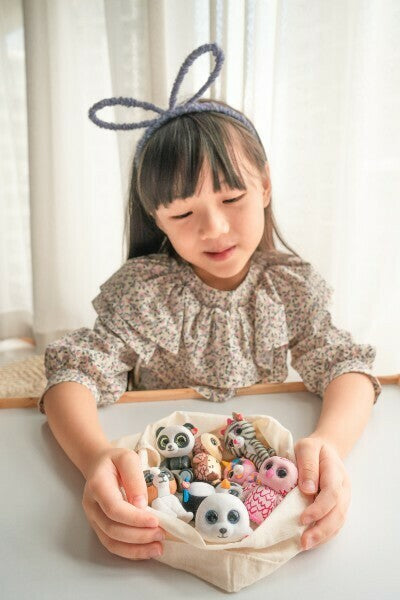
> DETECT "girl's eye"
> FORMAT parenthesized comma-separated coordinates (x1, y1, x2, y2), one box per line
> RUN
(171, 196, 243, 220)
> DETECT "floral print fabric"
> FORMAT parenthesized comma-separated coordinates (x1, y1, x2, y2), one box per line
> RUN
(38, 249, 381, 414)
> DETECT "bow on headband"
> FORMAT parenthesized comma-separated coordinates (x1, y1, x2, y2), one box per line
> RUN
(88, 42, 259, 166)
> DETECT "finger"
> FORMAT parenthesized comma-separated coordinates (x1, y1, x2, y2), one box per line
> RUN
(86, 475, 158, 529)
(300, 474, 343, 525)
(295, 440, 319, 494)
(91, 520, 163, 560)
(300, 502, 347, 551)
(113, 450, 149, 509)
(90, 500, 165, 544)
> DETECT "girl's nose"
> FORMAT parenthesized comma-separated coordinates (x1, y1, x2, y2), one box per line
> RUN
(199, 209, 229, 238)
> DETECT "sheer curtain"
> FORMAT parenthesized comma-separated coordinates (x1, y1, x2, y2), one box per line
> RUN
(1, 0, 399, 377)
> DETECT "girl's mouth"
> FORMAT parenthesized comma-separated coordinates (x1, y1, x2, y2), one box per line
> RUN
(204, 246, 236, 261)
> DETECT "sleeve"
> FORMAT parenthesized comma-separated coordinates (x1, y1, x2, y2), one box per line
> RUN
(276, 261, 382, 404)
(38, 316, 139, 414)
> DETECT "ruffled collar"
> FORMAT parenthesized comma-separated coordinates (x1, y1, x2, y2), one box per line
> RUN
(178, 248, 268, 310)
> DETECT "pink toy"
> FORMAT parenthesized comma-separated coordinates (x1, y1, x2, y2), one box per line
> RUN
(221, 457, 258, 486)
(243, 456, 298, 525)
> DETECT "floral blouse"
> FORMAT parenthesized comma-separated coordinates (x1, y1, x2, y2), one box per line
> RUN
(38, 248, 382, 414)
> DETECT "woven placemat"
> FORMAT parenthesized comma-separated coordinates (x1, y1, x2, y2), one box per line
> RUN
(0, 354, 47, 398)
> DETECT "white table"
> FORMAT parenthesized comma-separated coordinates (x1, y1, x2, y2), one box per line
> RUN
(1, 386, 399, 599)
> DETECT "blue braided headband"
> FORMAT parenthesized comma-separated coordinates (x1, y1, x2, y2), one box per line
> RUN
(88, 42, 260, 167)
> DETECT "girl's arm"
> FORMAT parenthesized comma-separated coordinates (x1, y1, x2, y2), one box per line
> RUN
(43, 381, 112, 477)
(295, 372, 376, 551)
(43, 382, 165, 560)
(309, 372, 375, 459)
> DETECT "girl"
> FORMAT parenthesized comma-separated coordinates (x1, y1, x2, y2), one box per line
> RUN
(39, 44, 381, 562)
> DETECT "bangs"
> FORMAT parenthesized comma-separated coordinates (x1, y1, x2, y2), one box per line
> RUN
(136, 112, 248, 215)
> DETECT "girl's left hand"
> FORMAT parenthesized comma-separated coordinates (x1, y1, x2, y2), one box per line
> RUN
(294, 435, 351, 551)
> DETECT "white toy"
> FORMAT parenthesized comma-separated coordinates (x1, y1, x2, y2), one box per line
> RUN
(150, 467, 193, 523)
(195, 493, 252, 543)
(215, 478, 244, 500)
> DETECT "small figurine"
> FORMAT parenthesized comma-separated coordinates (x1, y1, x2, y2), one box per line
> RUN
(192, 432, 223, 485)
(156, 423, 198, 491)
(243, 456, 298, 525)
(221, 412, 276, 470)
(181, 481, 216, 517)
(222, 457, 258, 486)
(215, 478, 244, 500)
(149, 467, 193, 523)
(195, 493, 252, 543)
(143, 466, 176, 504)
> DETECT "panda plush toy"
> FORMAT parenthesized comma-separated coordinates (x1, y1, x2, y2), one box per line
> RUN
(155, 423, 198, 491)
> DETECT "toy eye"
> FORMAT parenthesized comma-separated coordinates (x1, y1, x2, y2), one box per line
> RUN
(205, 510, 218, 524)
(264, 462, 273, 470)
(229, 489, 239, 497)
(175, 433, 189, 447)
(227, 510, 240, 524)
(211, 438, 217, 445)
(143, 471, 154, 485)
(277, 468, 288, 478)
(228, 470, 234, 478)
(235, 427, 242, 435)
(158, 435, 169, 450)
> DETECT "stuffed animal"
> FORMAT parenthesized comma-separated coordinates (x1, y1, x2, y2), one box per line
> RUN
(215, 478, 244, 500)
(221, 412, 276, 470)
(192, 432, 223, 485)
(156, 423, 198, 491)
(222, 457, 258, 486)
(149, 467, 193, 522)
(243, 456, 298, 525)
(181, 481, 215, 516)
(143, 466, 176, 504)
(195, 493, 252, 543)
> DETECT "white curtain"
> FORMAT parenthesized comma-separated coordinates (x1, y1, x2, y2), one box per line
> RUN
(1, 0, 399, 377)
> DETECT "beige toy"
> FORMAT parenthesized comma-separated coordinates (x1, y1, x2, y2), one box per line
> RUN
(192, 432, 224, 485)
(150, 467, 193, 522)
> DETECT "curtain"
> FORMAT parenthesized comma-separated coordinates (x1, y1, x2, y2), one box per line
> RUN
(1, 0, 399, 377)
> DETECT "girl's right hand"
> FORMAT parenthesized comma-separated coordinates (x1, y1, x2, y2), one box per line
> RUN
(82, 447, 165, 560)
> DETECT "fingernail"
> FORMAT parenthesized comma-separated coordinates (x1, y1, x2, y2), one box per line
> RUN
(304, 536, 317, 550)
(302, 516, 313, 526)
(152, 548, 162, 558)
(132, 495, 147, 508)
(155, 532, 165, 542)
(302, 480, 316, 493)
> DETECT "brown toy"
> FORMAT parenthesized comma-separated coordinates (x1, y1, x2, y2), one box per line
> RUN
(192, 432, 223, 485)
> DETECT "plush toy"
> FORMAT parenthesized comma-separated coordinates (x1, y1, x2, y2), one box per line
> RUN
(156, 423, 198, 491)
(181, 481, 215, 516)
(243, 456, 298, 525)
(221, 412, 276, 470)
(143, 466, 176, 504)
(192, 432, 223, 485)
(215, 478, 244, 500)
(222, 457, 258, 486)
(195, 492, 252, 543)
(149, 467, 193, 522)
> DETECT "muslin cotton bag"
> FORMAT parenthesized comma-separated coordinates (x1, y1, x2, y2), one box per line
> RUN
(112, 410, 311, 592)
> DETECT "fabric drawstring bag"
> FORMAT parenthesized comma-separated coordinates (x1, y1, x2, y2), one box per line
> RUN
(112, 410, 311, 592)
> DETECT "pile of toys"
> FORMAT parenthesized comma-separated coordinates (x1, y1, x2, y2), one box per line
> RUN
(143, 412, 298, 543)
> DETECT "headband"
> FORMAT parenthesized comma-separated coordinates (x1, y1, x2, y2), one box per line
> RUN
(88, 42, 260, 167)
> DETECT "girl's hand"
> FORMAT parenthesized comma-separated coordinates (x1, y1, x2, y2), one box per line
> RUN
(294, 436, 351, 551)
(82, 447, 165, 560)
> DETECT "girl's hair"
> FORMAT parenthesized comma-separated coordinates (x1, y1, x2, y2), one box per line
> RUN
(124, 98, 301, 263)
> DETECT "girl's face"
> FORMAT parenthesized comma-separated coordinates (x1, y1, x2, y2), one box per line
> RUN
(154, 153, 271, 291)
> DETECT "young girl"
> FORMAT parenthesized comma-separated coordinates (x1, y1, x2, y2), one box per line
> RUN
(39, 44, 381, 562)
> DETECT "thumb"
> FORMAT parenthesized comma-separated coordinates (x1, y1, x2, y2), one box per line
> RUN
(295, 440, 320, 495)
(113, 449, 148, 509)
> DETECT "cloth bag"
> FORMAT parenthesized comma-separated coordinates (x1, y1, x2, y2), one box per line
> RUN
(112, 410, 311, 592)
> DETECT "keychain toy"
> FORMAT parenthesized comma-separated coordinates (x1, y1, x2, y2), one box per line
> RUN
(221, 412, 276, 470)
(195, 492, 252, 543)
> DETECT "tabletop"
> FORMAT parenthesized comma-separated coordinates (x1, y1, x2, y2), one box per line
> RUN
(1, 385, 399, 599)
